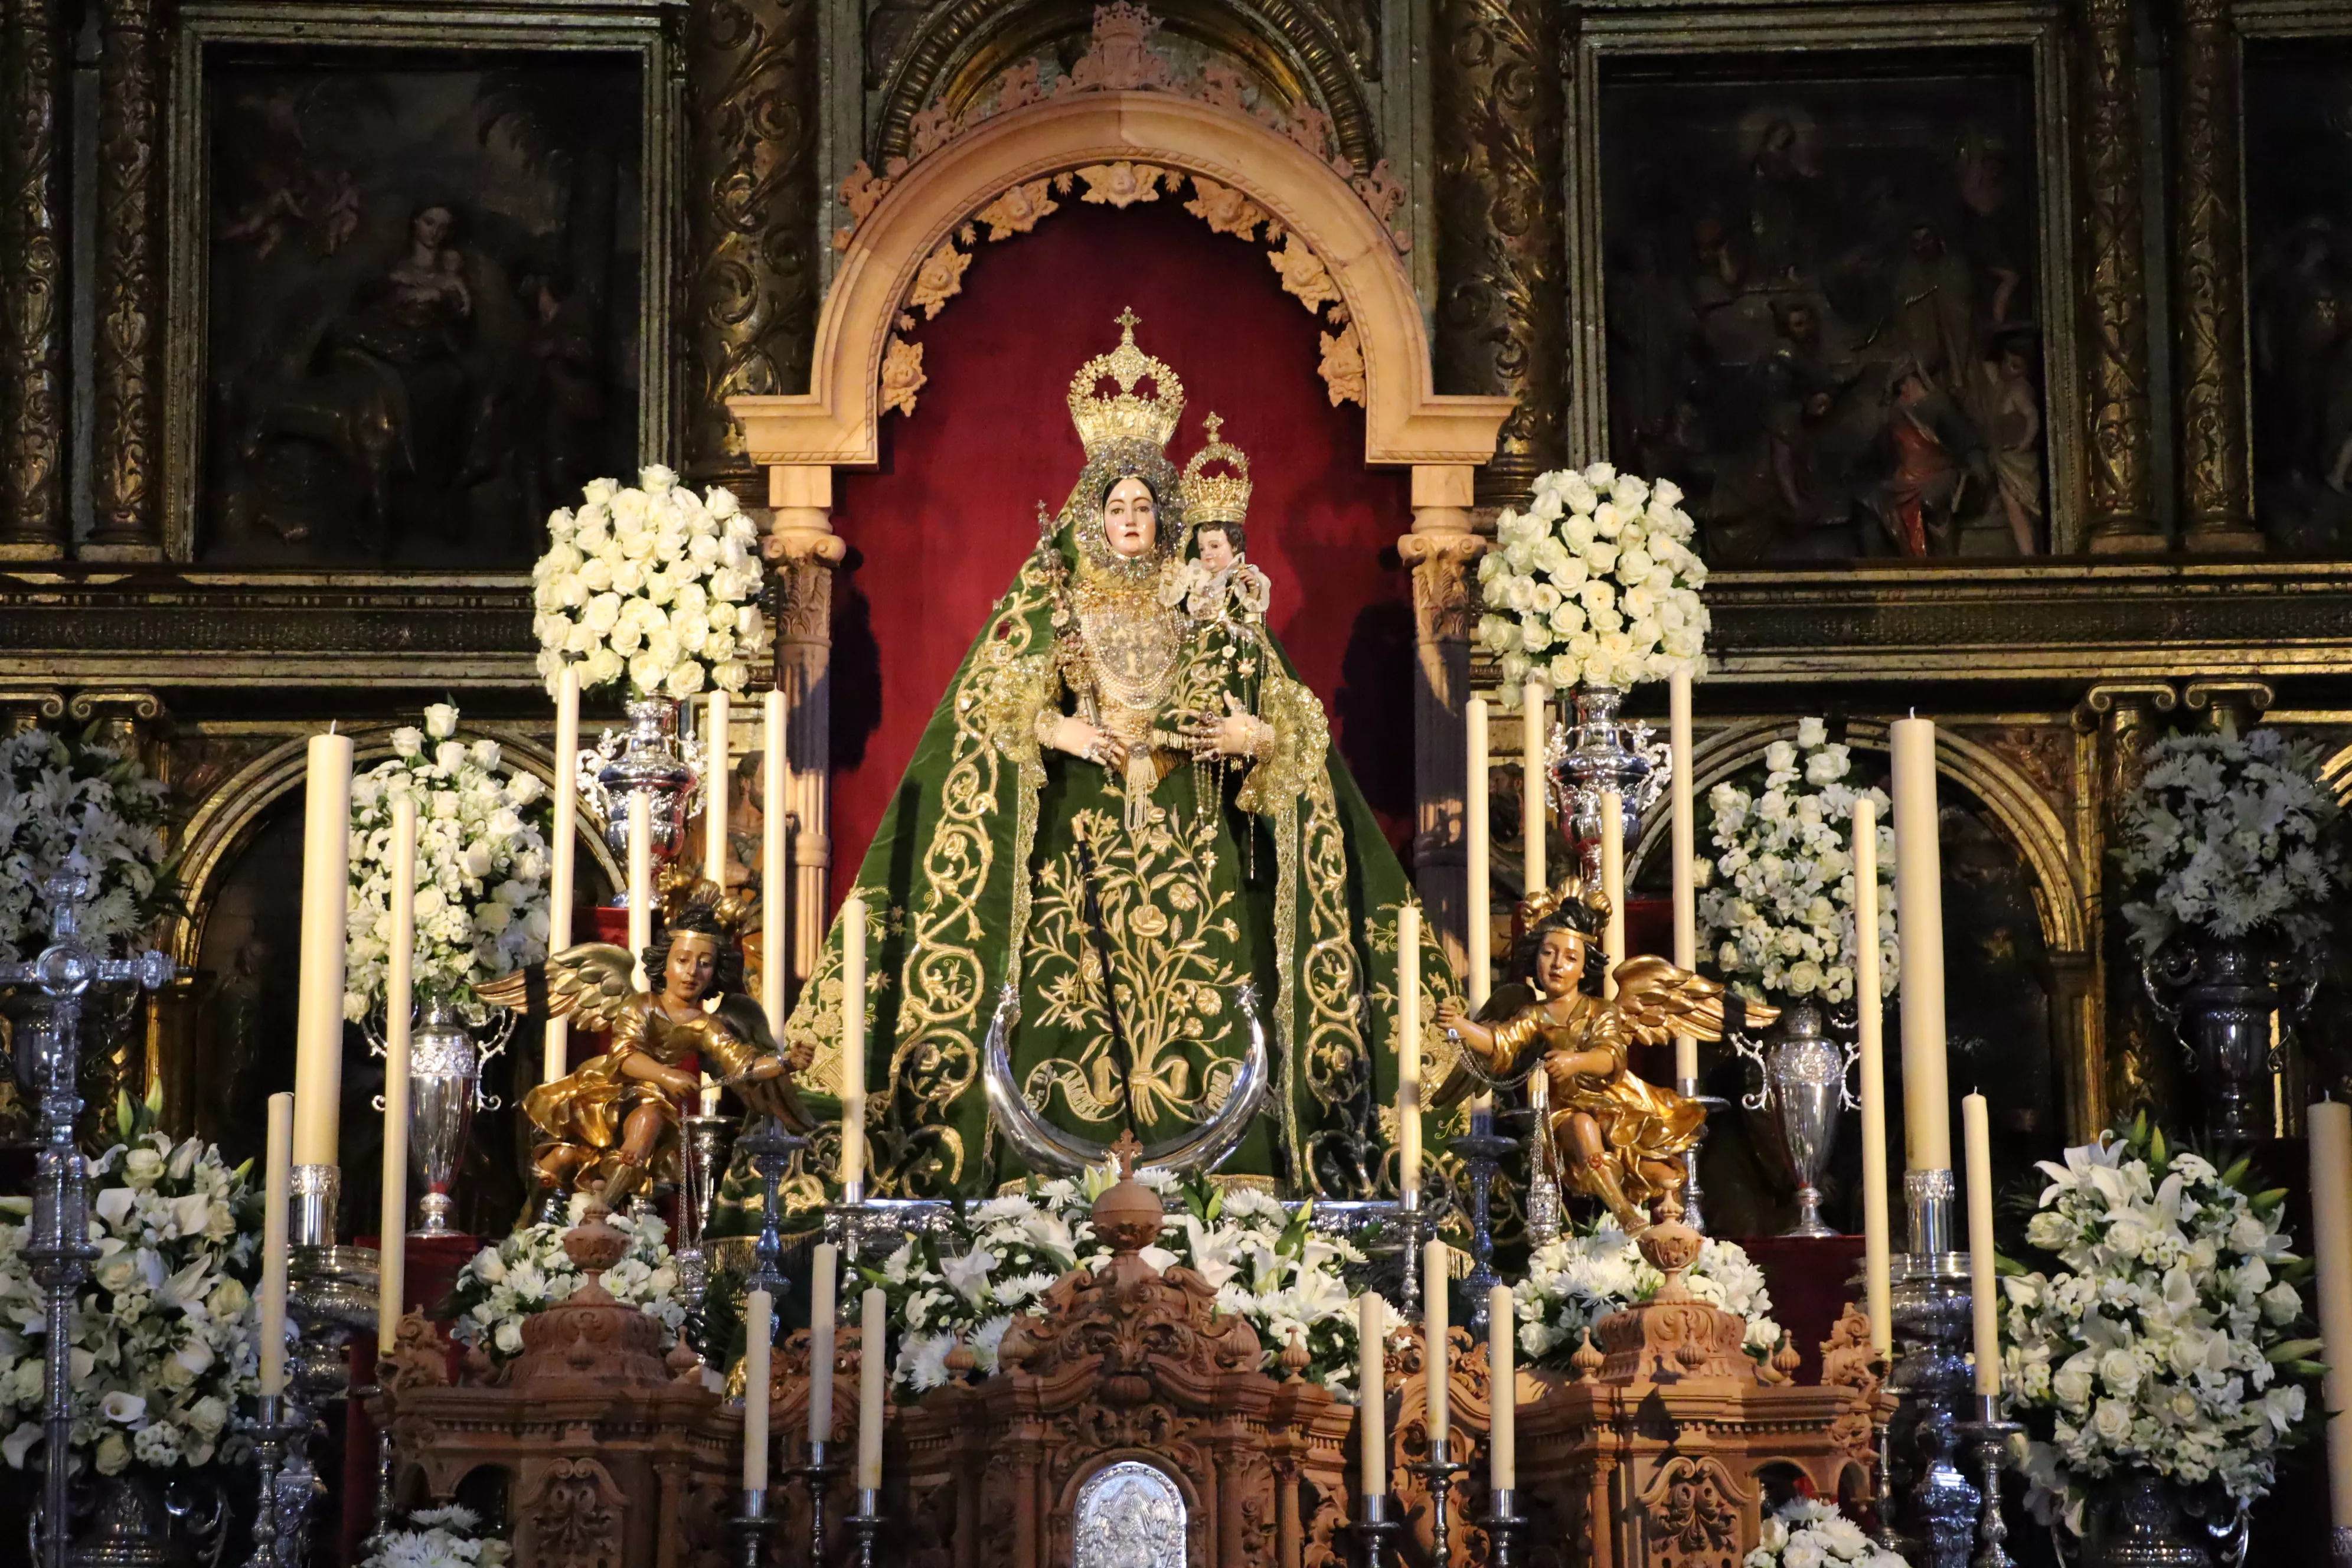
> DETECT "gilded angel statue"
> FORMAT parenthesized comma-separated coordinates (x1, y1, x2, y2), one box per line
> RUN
(1435, 880, 1776, 1233)
(478, 867, 811, 1200)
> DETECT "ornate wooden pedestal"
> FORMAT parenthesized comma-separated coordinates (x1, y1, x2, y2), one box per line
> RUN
(373, 1202, 740, 1568)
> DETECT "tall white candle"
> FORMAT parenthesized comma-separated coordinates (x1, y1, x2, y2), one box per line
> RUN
(1521, 680, 1547, 897)
(743, 1286, 773, 1491)
(841, 894, 868, 1193)
(809, 1243, 839, 1447)
(1600, 791, 1625, 999)
(1669, 670, 1697, 1083)
(544, 665, 579, 1081)
(292, 731, 353, 1166)
(763, 690, 788, 1034)
(1853, 798, 1893, 1357)
(1466, 697, 1491, 1011)
(1488, 1282, 1514, 1491)
(1962, 1093, 2000, 1396)
(628, 790, 654, 993)
(259, 1093, 293, 1396)
(377, 792, 417, 1355)
(1890, 717, 1952, 1172)
(1424, 1237, 1451, 1452)
(1397, 904, 1421, 1208)
(856, 1286, 887, 1490)
(2309, 1102, 2352, 1529)
(704, 691, 731, 886)
(1358, 1291, 1385, 1500)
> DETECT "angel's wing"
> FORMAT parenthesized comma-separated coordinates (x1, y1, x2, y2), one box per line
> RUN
(475, 943, 639, 1034)
(1608, 956, 1781, 1047)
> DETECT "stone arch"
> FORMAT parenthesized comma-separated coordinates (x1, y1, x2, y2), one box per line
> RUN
(170, 726, 621, 969)
(1628, 716, 2088, 956)
(874, 0, 1379, 174)
(729, 90, 1508, 475)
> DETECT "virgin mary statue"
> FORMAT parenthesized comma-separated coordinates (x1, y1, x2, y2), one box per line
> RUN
(783, 312, 1449, 1198)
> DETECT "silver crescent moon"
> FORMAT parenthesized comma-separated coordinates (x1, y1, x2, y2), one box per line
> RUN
(981, 981, 1270, 1175)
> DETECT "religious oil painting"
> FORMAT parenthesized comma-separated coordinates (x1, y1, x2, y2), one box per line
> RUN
(2245, 37, 2352, 556)
(188, 51, 645, 566)
(1598, 58, 2049, 566)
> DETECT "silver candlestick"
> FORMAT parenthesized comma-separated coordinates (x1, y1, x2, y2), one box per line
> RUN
(675, 1111, 735, 1302)
(733, 1487, 777, 1568)
(243, 1391, 307, 1568)
(1887, 1168, 1979, 1568)
(793, 1440, 842, 1568)
(0, 876, 175, 1568)
(1404, 1439, 1466, 1568)
(1479, 1487, 1530, 1568)
(287, 1164, 379, 1403)
(1954, 1393, 2021, 1568)
(847, 1486, 885, 1568)
(1347, 1491, 1402, 1568)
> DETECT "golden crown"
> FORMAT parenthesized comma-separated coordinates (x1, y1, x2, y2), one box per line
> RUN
(1067, 308, 1184, 455)
(1517, 877, 1609, 933)
(1181, 413, 1252, 525)
(658, 864, 756, 941)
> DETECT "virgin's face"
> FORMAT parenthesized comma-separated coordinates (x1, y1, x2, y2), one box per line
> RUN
(664, 934, 718, 1003)
(1103, 476, 1157, 557)
(1534, 929, 1586, 996)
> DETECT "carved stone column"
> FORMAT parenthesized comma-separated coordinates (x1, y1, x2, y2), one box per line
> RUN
(0, 0, 71, 557)
(87, 0, 168, 560)
(682, 0, 819, 490)
(1432, 0, 1565, 507)
(764, 465, 844, 993)
(2077, 0, 2163, 553)
(1398, 464, 1484, 971)
(2072, 681, 2179, 1125)
(2171, 0, 2262, 553)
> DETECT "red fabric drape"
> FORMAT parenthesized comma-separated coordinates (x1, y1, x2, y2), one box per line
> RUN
(827, 201, 1419, 908)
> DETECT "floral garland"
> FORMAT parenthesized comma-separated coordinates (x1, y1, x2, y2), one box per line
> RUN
(531, 465, 770, 700)
(1746, 1495, 1910, 1567)
(0, 1089, 260, 1476)
(2112, 728, 2343, 954)
(1513, 1214, 1783, 1364)
(361, 1504, 511, 1568)
(0, 724, 178, 962)
(861, 1165, 1385, 1397)
(1475, 463, 1708, 700)
(1697, 718, 1898, 1007)
(2000, 1117, 2318, 1532)
(448, 1195, 686, 1366)
(344, 704, 551, 1020)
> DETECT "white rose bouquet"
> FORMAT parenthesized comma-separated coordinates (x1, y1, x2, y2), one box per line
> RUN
(1513, 1214, 1784, 1363)
(2000, 1116, 2319, 1533)
(864, 1167, 1383, 1397)
(344, 703, 551, 1021)
(447, 1194, 685, 1366)
(2112, 729, 2343, 955)
(0, 724, 178, 962)
(0, 1088, 261, 1478)
(1476, 462, 1709, 700)
(531, 465, 770, 700)
(361, 1504, 511, 1568)
(1746, 1495, 1910, 1567)
(1697, 718, 1897, 1007)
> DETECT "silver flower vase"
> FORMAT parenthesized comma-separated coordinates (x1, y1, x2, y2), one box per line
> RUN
(583, 694, 703, 869)
(2073, 1472, 2243, 1568)
(2140, 933, 2306, 1142)
(1734, 997, 1860, 1237)
(409, 997, 479, 1237)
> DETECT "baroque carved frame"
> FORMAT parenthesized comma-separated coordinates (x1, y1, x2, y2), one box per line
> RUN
(1561, 0, 2089, 553)
(158, 0, 687, 563)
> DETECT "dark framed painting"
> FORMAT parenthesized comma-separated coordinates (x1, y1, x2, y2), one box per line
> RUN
(2243, 28, 2352, 556)
(164, 2, 681, 567)
(1566, 11, 2080, 567)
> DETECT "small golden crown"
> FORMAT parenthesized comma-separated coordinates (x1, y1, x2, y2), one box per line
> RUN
(1067, 307, 1184, 455)
(1518, 877, 1609, 933)
(1181, 413, 1252, 525)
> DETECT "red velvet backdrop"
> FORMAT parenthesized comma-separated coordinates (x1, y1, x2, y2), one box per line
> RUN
(827, 201, 1420, 909)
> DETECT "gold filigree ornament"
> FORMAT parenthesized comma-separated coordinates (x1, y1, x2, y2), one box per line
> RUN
(1181, 413, 1252, 525)
(1067, 307, 1185, 455)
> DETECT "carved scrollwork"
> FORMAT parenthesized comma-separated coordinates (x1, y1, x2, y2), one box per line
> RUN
(3, 0, 69, 552)
(2171, 0, 2255, 547)
(1639, 1454, 1745, 1567)
(518, 1456, 625, 1568)
(91, 0, 166, 556)
(2076, 0, 2157, 547)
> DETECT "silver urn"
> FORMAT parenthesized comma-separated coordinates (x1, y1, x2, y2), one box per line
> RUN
(1547, 683, 1672, 887)
(1734, 997, 1861, 1238)
(582, 695, 704, 868)
(406, 997, 479, 1236)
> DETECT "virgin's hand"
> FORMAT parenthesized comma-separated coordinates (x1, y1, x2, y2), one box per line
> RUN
(1051, 716, 1126, 769)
